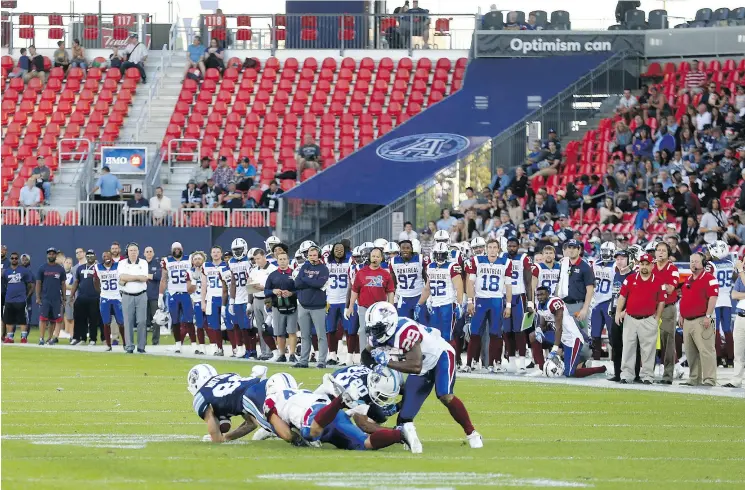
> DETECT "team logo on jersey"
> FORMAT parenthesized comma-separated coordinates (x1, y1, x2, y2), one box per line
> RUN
(365, 275, 385, 287)
(376, 133, 470, 163)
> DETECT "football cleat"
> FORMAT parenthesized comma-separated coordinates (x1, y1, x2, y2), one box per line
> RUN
(252, 427, 275, 441)
(467, 431, 484, 449)
(69, 339, 79, 346)
(401, 423, 423, 454)
(459, 365, 473, 373)
(89, 341, 96, 346)
(213, 349, 224, 356)
(20, 338, 27, 344)
(105, 345, 112, 352)
(194, 349, 204, 355)
(3, 337, 13, 344)
(38, 339, 45, 345)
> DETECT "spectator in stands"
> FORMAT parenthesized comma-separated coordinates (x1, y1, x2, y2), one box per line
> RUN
(615, 1, 641, 22)
(555, 189, 570, 217)
(149, 186, 172, 226)
(725, 215, 745, 245)
(183, 35, 207, 82)
(634, 200, 650, 230)
(504, 11, 521, 29)
(399, 221, 418, 241)
(436, 208, 457, 231)
(528, 141, 562, 180)
(695, 104, 712, 131)
(644, 86, 669, 121)
(259, 180, 283, 213)
(90, 166, 122, 202)
(420, 228, 434, 256)
(632, 129, 653, 160)
(19, 178, 42, 208)
(401, 0, 431, 47)
(191, 157, 213, 192)
(109, 47, 124, 69)
(543, 129, 561, 151)
(31, 156, 52, 205)
(23, 46, 46, 84)
(70, 38, 87, 71)
(181, 180, 202, 209)
(600, 197, 623, 224)
(235, 157, 257, 191)
(53, 40, 70, 72)
(219, 181, 244, 210)
(702, 82, 719, 108)
(522, 12, 542, 30)
(211, 156, 233, 192)
(489, 166, 511, 192)
(122, 33, 147, 83)
(510, 167, 528, 198)
(680, 61, 706, 95)
(611, 120, 632, 153)
(8, 48, 28, 79)
(583, 175, 605, 210)
(735, 85, 745, 113)
(126, 188, 149, 226)
(617, 88, 639, 115)
(293, 135, 322, 181)
(203, 38, 225, 73)
(202, 178, 219, 208)
(700, 199, 727, 245)
(459, 187, 479, 213)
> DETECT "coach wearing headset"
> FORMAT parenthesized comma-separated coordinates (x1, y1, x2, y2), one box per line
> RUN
(653, 241, 680, 384)
(346, 247, 395, 349)
(679, 252, 719, 386)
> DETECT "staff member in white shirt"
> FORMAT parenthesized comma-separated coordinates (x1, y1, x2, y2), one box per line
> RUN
(249, 249, 278, 360)
(118, 243, 150, 353)
(121, 33, 147, 83)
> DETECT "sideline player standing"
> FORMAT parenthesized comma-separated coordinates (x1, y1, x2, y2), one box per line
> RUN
(94, 251, 124, 351)
(654, 241, 680, 384)
(365, 302, 483, 453)
(159, 242, 194, 353)
(504, 237, 533, 372)
(36, 247, 66, 345)
(707, 241, 736, 367)
(201, 246, 228, 356)
(2, 251, 33, 343)
(189, 251, 208, 355)
(390, 240, 425, 320)
(590, 242, 617, 360)
(417, 242, 464, 348)
(228, 238, 254, 358)
(464, 238, 512, 372)
(325, 242, 351, 365)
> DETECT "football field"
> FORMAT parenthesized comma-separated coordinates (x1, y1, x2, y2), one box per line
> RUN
(2, 345, 744, 490)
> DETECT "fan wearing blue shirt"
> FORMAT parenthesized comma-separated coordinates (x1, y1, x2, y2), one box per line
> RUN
(183, 36, 207, 81)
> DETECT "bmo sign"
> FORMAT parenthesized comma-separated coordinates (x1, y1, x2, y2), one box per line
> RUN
(101, 146, 147, 174)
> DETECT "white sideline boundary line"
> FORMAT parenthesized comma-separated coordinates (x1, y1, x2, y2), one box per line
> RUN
(3, 342, 744, 399)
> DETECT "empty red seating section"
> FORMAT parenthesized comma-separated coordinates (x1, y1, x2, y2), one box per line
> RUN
(163, 56, 466, 194)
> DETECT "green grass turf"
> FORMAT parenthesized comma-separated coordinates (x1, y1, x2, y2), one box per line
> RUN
(2, 347, 744, 490)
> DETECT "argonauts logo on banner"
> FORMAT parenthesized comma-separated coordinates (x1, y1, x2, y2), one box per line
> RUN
(101, 147, 147, 174)
(376, 133, 470, 163)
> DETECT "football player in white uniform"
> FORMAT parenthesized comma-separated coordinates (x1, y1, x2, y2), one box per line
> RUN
(325, 243, 352, 365)
(390, 240, 425, 320)
(189, 251, 209, 355)
(365, 302, 483, 453)
(159, 242, 193, 353)
(417, 242, 464, 347)
(590, 242, 616, 360)
(535, 287, 608, 378)
(201, 246, 229, 356)
(94, 251, 123, 352)
(228, 238, 254, 358)
(708, 240, 736, 366)
(504, 237, 533, 372)
(265, 236, 281, 267)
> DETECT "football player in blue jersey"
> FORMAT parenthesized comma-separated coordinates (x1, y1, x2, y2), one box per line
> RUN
(189, 363, 272, 443)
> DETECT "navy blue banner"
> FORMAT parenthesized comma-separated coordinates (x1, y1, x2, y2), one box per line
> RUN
(282, 54, 610, 205)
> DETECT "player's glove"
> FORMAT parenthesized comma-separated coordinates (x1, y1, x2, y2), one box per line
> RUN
(371, 347, 390, 367)
(245, 302, 253, 314)
(534, 327, 544, 344)
(204, 300, 212, 316)
(414, 304, 422, 321)
(547, 346, 559, 361)
(373, 364, 389, 375)
(425, 298, 434, 316)
(380, 404, 399, 417)
(228, 299, 235, 317)
(455, 303, 465, 320)
(157, 294, 165, 310)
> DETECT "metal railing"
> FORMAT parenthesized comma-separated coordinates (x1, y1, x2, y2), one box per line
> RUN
(73, 202, 269, 228)
(5, 11, 152, 52)
(321, 51, 635, 246)
(193, 13, 478, 54)
(1, 206, 77, 226)
(132, 43, 169, 143)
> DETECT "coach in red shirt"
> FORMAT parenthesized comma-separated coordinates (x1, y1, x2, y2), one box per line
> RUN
(346, 247, 394, 349)
(615, 254, 667, 384)
(679, 252, 719, 386)
(654, 242, 680, 384)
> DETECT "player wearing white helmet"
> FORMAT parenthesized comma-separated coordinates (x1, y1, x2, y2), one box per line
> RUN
(159, 241, 193, 353)
(228, 238, 253, 358)
(373, 238, 389, 250)
(390, 239, 425, 321)
(504, 236, 533, 373)
(291, 249, 306, 270)
(190, 364, 272, 443)
(459, 242, 471, 260)
(433, 230, 450, 245)
(325, 243, 353, 365)
(265, 236, 281, 266)
(464, 238, 513, 373)
(707, 239, 736, 366)
(383, 242, 400, 262)
(410, 238, 421, 255)
(249, 248, 279, 361)
(416, 242, 464, 345)
(201, 246, 230, 356)
(470, 237, 486, 257)
(365, 301, 483, 452)
(321, 244, 333, 263)
(590, 241, 617, 361)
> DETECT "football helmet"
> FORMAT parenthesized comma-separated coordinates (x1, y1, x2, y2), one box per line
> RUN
(153, 308, 169, 327)
(247, 247, 259, 262)
(626, 244, 643, 263)
(600, 241, 616, 261)
(368, 367, 403, 407)
(645, 240, 659, 253)
(266, 373, 299, 398)
(373, 238, 389, 249)
(543, 356, 564, 378)
(298, 240, 317, 259)
(231, 238, 248, 259)
(432, 242, 450, 264)
(365, 301, 399, 342)
(187, 364, 218, 395)
(459, 241, 472, 258)
(321, 244, 333, 257)
(434, 230, 450, 243)
(410, 238, 421, 255)
(384, 241, 400, 260)
(265, 235, 281, 253)
(359, 242, 375, 263)
(351, 246, 362, 262)
(709, 240, 729, 260)
(470, 237, 486, 256)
